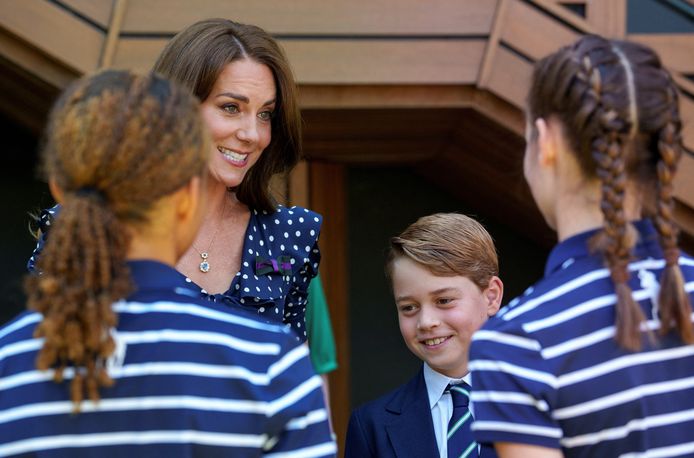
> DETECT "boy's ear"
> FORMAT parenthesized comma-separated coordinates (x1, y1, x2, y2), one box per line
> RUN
(484, 276, 504, 317)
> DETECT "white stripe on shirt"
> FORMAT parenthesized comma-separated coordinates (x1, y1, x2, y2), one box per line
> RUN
(561, 407, 694, 448)
(0, 314, 41, 340)
(503, 258, 694, 322)
(268, 375, 323, 415)
(471, 390, 549, 412)
(472, 330, 541, 351)
(553, 375, 694, 420)
(557, 345, 694, 388)
(618, 440, 694, 458)
(116, 329, 280, 355)
(471, 420, 562, 439)
(468, 360, 557, 388)
(0, 395, 270, 426)
(0, 430, 268, 456)
(113, 301, 284, 333)
(264, 441, 338, 458)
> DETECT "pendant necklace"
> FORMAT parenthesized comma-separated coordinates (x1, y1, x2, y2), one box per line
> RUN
(192, 198, 227, 273)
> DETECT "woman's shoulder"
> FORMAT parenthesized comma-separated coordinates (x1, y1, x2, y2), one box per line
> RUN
(258, 205, 322, 226)
(252, 205, 322, 241)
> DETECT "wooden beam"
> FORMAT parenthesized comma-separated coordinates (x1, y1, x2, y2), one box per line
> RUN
(99, 0, 128, 68)
(118, 0, 496, 35)
(629, 34, 694, 75)
(309, 162, 349, 454)
(113, 37, 487, 84)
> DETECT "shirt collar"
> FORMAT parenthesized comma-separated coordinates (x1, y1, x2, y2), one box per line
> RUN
(127, 260, 194, 293)
(423, 363, 471, 409)
(544, 219, 658, 277)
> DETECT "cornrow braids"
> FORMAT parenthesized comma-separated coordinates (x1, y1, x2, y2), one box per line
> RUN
(654, 78, 694, 343)
(25, 70, 208, 410)
(528, 35, 686, 351)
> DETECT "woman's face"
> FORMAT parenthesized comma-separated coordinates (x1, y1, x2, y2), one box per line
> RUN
(200, 58, 276, 188)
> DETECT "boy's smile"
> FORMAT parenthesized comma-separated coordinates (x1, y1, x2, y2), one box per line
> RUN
(392, 257, 501, 378)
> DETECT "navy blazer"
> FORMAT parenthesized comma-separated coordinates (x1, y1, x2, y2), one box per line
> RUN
(345, 368, 497, 458)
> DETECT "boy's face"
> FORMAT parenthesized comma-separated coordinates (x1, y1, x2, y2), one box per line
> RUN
(392, 256, 501, 379)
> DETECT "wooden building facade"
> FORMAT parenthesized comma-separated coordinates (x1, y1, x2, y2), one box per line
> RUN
(1, 0, 693, 451)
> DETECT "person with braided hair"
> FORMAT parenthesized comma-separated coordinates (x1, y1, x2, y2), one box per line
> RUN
(0, 70, 335, 457)
(468, 35, 694, 457)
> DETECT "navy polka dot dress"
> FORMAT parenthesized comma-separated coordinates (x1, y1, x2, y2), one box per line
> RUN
(27, 204, 322, 342)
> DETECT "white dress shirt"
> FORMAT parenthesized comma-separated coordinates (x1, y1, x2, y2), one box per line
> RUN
(423, 363, 475, 458)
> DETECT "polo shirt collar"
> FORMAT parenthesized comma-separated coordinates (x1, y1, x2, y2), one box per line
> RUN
(127, 259, 195, 293)
(544, 219, 658, 277)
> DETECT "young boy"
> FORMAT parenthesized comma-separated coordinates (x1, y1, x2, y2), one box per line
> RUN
(345, 213, 502, 458)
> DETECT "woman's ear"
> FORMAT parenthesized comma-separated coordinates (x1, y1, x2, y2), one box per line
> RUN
(48, 178, 64, 204)
(484, 276, 504, 317)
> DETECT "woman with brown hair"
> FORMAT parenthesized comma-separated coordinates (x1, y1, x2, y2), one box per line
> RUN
(1, 70, 335, 456)
(29, 18, 321, 342)
(156, 18, 320, 342)
(468, 35, 694, 457)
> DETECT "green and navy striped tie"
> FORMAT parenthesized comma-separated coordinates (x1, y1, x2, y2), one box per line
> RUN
(447, 382, 478, 458)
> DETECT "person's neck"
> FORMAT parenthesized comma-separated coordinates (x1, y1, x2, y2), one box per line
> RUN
(206, 179, 246, 221)
(553, 184, 643, 242)
(127, 232, 178, 266)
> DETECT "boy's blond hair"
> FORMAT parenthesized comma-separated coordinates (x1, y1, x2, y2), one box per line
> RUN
(386, 213, 498, 290)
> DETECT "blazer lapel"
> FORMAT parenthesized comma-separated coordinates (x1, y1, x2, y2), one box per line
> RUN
(385, 368, 439, 458)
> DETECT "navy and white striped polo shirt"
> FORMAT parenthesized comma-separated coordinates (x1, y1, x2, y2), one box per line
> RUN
(469, 220, 694, 457)
(0, 260, 336, 457)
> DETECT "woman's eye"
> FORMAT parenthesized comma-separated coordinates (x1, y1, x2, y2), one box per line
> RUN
(437, 298, 453, 306)
(222, 104, 239, 114)
(258, 110, 274, 121)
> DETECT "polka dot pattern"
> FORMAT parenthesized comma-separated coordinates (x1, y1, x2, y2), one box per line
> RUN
(198, 205, 321, 343)
(26, 205, 322, 345)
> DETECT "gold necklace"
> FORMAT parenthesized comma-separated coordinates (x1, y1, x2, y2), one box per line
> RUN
(191, 198, 227, 273)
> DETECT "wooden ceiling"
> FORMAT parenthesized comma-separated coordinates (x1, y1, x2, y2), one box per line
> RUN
(0, 0, 692, 245)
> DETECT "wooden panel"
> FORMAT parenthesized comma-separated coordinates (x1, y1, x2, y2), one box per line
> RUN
(309, 162, 349, 454)
(111, 38, 167, 71)
(681, 94, 694, 153)
(674, 153, 694, 209)
(484, 46, 533, 108)
(288, 160, 309, 208)
(629, 34, 694, 75)
(0, 0, 103, 73)
(586, 0, 626, 38)
(60, 0, 113, 28)
(119, 0, 497, 35)
(500, 0, 581, 61)
(281, 40, 486, 84)
(299, 85, 479, 109)
(113, 37, 487, 84)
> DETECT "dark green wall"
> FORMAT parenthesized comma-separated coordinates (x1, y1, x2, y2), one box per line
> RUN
(347, 166, 549, 408)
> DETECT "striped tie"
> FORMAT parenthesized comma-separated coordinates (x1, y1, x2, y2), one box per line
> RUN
(447, 382, 478, 458)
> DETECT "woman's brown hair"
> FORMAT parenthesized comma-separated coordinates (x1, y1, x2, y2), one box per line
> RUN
(25, 70, 208, 408)
(153, 18, 301, 213)
(386, 213, 499, 291)
(527, 35, 692, 350)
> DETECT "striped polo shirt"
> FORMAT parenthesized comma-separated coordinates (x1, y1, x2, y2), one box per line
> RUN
(0, 260, 336, 457)
(469, 220, 694, 457)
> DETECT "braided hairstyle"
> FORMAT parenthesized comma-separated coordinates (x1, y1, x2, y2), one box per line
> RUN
(527, 35, 691, 351)
(25, 70, 208, 409)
